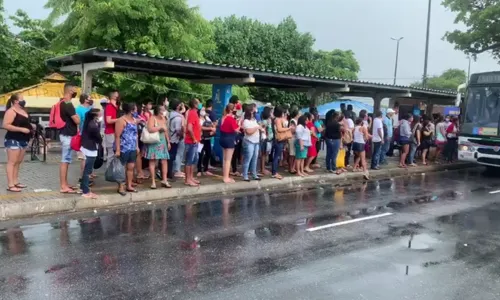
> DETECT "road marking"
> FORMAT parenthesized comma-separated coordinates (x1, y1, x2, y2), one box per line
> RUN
(306, 212, 394, 232)
(490, 190, 500, 194)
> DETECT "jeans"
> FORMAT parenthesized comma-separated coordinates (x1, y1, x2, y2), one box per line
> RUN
(174, 141, 185, 172)
(167, 143, 179, 179)
(197, 139, 212, 173)
(272, 141, 285, 175)
(408, 142, 418, 164)
(231, 139, 242, 173)
(380, 137, 391, 164)
(184, 143, 199, 166)
(60, 134, 73, 164)
(371, 141, 382, 169)
(242, 140, 260, 180)
(80, 156, 96, 194)
(325, 139, 341, 171)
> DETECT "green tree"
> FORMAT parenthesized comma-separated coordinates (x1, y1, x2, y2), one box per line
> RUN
(443, 0, 500, 60)
(207, 15, 360, 106)
(0, 3, 55, 94)
(411, 68, 466, 90)
(43, 0, 218, 100)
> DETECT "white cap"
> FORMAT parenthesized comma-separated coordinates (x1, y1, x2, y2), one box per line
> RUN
(386, 108, 395, 114)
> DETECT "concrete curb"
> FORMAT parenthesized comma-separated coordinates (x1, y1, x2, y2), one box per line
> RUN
(0, 162, 476, 220)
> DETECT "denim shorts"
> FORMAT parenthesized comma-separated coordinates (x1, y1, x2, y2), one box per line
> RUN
(119, 150, 137, 165)
(4, 139, 29, 150)
(352, 142, 365, 153)
(59, 134, 73, 164)
(185, 143, 199, 166)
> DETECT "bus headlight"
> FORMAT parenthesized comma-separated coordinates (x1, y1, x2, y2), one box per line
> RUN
(459, 145, 474, 152)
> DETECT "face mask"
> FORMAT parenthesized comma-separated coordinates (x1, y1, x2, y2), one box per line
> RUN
(18, 100, 26, 108)
(445, 118, 450, 122)
(162, 111, 167, 117)
(71, 92, 77, 98)
(197, 103, 203, 110)
(200, 111, 206, 117)
(98, 116, 103, 123)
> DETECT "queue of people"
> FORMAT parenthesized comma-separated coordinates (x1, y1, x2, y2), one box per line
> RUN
(2, 86, 461, 199)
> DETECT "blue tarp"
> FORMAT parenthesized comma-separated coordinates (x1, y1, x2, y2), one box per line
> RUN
(301, 99, 375, 117)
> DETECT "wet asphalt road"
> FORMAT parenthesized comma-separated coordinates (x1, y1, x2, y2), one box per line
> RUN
(1, 168, 500, 300)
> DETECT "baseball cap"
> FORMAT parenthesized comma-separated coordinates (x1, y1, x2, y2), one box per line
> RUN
(386, 108, 395, 114)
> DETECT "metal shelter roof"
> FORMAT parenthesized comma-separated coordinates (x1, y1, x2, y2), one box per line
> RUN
(46, 48, 457, 100)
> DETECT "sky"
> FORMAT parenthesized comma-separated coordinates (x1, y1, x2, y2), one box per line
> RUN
(3, 0, 499, 86)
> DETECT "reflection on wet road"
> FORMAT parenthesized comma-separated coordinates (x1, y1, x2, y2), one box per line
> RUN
(1, 169, 500, 299)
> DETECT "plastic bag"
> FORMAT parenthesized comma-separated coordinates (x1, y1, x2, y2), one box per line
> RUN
(336, 149, 346, 168)
(105, 157, 125, 183)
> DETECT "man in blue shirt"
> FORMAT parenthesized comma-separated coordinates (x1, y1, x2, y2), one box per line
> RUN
(381, 108, 395, 164)
(75, 94, 92, 131)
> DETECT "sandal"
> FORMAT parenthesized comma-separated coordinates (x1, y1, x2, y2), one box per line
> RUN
(82, 193, 98, 199)
(117, 189, 127, 196)
(14, 183, 27, 189)
(126, 188, 138, 193)
(272, 174, 283, 180)
(184, 182, 199, 187)
(150, 185, 157, 190)
(6, 186, 21, 193)
(60, 188, 79, 194)
(161, 181, 172, 188)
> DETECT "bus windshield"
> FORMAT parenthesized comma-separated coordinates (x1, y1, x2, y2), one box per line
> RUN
(462, 86, 500, 136)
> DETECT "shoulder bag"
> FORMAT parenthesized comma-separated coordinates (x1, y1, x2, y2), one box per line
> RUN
(141, 118, 161, 144)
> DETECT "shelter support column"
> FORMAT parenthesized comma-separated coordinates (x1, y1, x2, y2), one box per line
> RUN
(212, 84, 233, 162)
(60, 60, 115, 96)
(373, 94, 383, 113)
(426, 101, 434, 116)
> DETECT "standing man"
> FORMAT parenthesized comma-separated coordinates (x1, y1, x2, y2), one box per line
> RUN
(371, 110, 384, 170)
(340, 103, 347, 116)
(167, 99, 184, 180)
(381, 108, 395, 164)
(59, 83, 80, 194)
(104, 91, 120, 167)
(346, 104, 357, 120)
(184, 98, 202, 186)
(75, 94, 93, 183)
(205, 99, 217, 124)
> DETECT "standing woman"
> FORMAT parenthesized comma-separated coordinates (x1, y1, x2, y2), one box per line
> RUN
(408, 116, 422, 166)
(259, 106, 273, 176)
(173, 103, 186, 179)
(398, 113, 413, 168)
(287, 109, 300, 174)
(197, 107, 215, 177)
(144, 105, 171, 189)
(352, 118, 370, 180)
(434, 114, 447, 162)
(445, 116, 459, 163)
(294, 115, 311, 177)
(310, 107, 324, 169)
(324, 111, 343, 174)
(220, 103, 240, 183)
(2, 94, 31, 192)
(114, 103, 140, 196)
(304, 112, 317, 173)
(242, 106, 262, 181)
(272, 106, 291, 179)
(80, 108, 102, 199)
(420, 116, 433, 165)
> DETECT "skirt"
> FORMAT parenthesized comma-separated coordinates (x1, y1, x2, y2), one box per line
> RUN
(307, 137, 318, 157)
(295, 141, 309, 159)
(143, 134, 169, 160)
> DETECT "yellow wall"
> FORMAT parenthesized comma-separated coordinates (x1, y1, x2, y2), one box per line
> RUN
(0, 74, 105, 109)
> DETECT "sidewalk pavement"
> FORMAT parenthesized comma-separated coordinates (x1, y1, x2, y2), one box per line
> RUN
(0, 150, 474, 220)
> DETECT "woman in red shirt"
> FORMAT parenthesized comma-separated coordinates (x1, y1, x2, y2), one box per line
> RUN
(219, 103, 240, 183)
(304, 112, 317, 173)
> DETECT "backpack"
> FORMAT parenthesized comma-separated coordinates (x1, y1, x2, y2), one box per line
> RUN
(169, 115, 183, 140)
(49, 100, 66, 129)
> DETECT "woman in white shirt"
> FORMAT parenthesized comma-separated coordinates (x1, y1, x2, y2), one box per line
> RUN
(242, 106, 262, 181)
(294, 115, 311, 177)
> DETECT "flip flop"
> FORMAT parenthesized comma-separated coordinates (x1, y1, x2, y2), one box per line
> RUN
(60, 189, 79, 194)
(161, 182, 172, 188)
(126, 188, 138, 193)
(184, 182, 199, 187)
(6, 186, 21, 193)
(14, 183, 27, 189)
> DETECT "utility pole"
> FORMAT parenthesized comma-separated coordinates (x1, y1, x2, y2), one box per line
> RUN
(467, 56, 471, 85)
(391, 37, 404, 85)
(422, 0, 432, 87)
